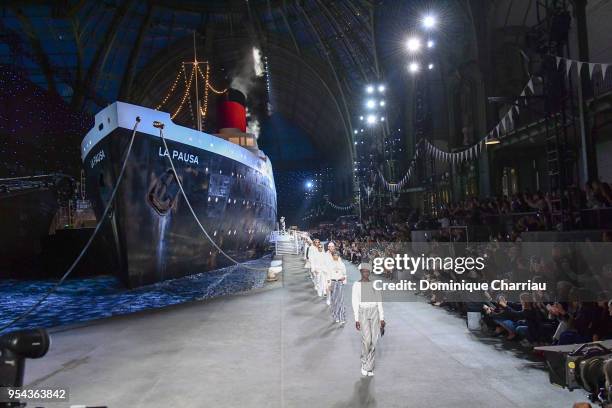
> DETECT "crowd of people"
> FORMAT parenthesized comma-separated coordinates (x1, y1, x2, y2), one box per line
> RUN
(311, 183, 612, 246)
(419, 238, 612, 348)
(301, 187, 612, 352)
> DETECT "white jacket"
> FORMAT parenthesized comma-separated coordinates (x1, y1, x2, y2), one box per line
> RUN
(326, 258, 347, 282)
(310, 248, 325, 271)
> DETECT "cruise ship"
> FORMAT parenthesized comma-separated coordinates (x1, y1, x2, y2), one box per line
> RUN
(81, 91, 277, 288)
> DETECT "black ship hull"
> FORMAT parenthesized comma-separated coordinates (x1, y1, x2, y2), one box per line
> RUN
(83, 103, 277, 288)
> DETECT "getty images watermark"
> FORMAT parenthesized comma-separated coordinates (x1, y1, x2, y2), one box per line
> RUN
(358, 241, 612, 302)
(370, 253, 547, 293)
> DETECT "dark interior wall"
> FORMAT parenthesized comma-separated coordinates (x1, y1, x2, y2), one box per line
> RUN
(490, 144, 549, 195)
(258, 112, 322, 224)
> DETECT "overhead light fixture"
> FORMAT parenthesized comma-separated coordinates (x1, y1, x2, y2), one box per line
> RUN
(428, 63, 434, 70)
(408, 62, 420, 73)
(422, 15, 437, 30)
(366, 99, 376, 109)
(380, 100, 386, 107)
(359, 115, 364, 120)
(378, 85, 385, 93)
(427, 40, 435, 48)
(485, 137, 501, 145)
(354, 129, 358, 134)
(366, 114, 377, 125)
(380, 116, 385, 122)
(406, 37, 422, 53)
(366, 85, 374, 94)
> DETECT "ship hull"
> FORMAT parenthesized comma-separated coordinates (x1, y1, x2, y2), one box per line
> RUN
(83, 105, 276, 288)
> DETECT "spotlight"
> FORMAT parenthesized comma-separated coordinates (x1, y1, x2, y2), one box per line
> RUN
(366, 85, 374, 93)
(378, 85, 385, 93)
(406, 37, 422, 53)
(427, 40, 435, 48)
(354, 129, 358, 134)
(379, 100, 386, 107)
(366, 115, 377, 125)
(422, 15, 437, 30)
(428, 63, 434, 70)
(306, 181, 313, 189)
(408, 62, 420, 73)
(359, 115, 364, 121)
(366, 99, 376, 109)
(360, 129, 364, 133)
(380, 116, 385, 122)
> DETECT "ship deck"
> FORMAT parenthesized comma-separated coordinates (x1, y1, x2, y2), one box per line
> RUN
(27, 255, 584, 408)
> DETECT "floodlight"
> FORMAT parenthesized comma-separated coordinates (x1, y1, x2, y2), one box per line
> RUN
(406, 37, 422, 53)
(408, 62, 420, 73)
(422, 15, 437, 30)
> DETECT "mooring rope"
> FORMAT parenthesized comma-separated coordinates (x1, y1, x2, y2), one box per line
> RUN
(157, 124, 271, 272)
(0, 118, 141, 333)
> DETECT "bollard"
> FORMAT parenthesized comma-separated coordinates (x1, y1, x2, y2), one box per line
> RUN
(267, 265, 283, 281)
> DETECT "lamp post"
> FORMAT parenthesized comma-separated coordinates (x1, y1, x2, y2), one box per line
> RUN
(405, 14, 440, 212)
(355, 83, 388, 211)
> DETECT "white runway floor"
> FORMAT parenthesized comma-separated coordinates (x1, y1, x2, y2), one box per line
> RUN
(26, 254, 584, 407)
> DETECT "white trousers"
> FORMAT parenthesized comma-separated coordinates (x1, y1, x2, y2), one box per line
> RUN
(359, 305, 381, 372)
(316, 270, 327, 297)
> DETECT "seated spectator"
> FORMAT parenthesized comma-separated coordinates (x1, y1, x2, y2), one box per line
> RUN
(485, 293, 539, 341)
(558, 290, 600, 345)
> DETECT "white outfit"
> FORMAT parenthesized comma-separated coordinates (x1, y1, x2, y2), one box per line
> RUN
(352, 281, 384, 373)
(319, 251, 335, 300)
(326, 257, 347, 283)
(310, 249, 325, 294)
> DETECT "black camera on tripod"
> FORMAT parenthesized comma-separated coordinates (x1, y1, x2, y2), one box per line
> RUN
(538, 340, 612, 406)
(0, 329, 50, 408)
